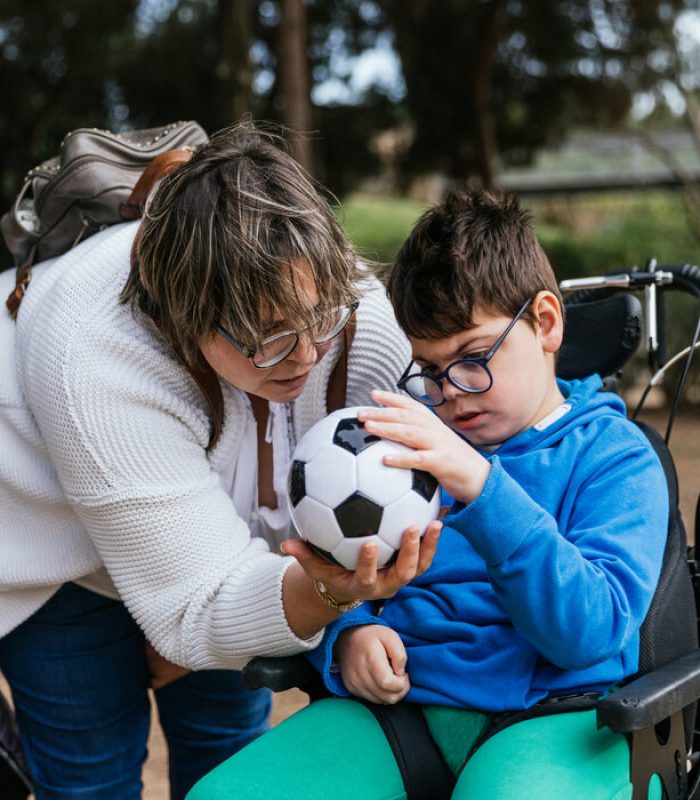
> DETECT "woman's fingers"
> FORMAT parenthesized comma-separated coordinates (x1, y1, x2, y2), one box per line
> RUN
(351, 541, 379, 593)
(280, 537, 314, 562)
(377, 527, 421, 596)
(416, 520, 442, 576)
(368, 389, 422, 410)
(282, 518, 440, 605)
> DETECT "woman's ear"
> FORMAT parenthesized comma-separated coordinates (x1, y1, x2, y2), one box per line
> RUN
(532, 291, 564, 354)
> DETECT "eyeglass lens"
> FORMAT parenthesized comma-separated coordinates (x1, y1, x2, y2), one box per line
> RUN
(253, 305, 353, 367)
(403, 361, 492, 405)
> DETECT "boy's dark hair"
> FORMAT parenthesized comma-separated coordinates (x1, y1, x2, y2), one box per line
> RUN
(387, 188, 563, 339)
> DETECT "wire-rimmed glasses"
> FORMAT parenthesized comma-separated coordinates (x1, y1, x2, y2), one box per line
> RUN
(397, 298, 532, 406)
(213, 300, 359, 369)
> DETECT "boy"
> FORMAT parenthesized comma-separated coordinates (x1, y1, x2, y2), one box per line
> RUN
(188, 190, 668, 799)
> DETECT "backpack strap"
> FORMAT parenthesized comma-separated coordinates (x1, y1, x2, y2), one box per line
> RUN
(119, 148, 194, 220)
(5, 259, 34, 318)
(326, 315, 356, 413)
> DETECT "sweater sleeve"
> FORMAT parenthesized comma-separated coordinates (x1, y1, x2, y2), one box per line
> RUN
(20, 303, 322, 670)
(447, 432, 668, 671)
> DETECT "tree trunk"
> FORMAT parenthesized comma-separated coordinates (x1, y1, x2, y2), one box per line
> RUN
(217, 0, 253, 125)
(277, 0, 314, 173)
(471, 0, 506, 189)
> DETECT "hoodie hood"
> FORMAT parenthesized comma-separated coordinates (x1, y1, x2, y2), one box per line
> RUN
(489, 374, 626, 458)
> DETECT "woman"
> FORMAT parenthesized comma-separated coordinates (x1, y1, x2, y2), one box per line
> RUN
(0, 122, 440, 799)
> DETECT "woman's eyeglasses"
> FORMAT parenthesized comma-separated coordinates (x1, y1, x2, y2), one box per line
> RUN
(214, 301, 359, 369)
(397, 298, 532, 407)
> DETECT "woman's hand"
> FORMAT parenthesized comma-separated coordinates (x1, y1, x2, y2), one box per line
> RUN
(281, 519, 441, 607)
(337, 625, 410, 704)
(358, 390, 491, 505)
(145, 641, 190, 690)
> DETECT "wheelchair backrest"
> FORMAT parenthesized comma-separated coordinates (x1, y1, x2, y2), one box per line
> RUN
(558, 293, 698, 742)
(634, 421, 698, 676)
(557, 293, 642, 382)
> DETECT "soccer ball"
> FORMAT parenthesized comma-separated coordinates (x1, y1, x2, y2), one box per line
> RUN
(287, 407, 441, 570)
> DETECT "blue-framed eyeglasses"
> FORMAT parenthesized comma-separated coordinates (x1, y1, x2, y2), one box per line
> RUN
(213, 301, 359, 369)
(397, 297, 533, 406)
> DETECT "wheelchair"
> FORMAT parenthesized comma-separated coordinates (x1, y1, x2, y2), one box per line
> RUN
(242, 261, 700, 800)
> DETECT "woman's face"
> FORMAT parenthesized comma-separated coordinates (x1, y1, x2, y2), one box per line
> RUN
(200, 261, 334, 403)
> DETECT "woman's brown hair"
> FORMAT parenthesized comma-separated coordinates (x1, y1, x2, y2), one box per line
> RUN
(122, 120, 361, 448)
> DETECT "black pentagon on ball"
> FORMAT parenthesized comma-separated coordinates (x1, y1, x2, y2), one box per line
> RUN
(306, 540, 344, 566)
(288, 460, 307, 507)
(334, 492, 383, 538)
(332, 417, 380, 456)
(412, 468, 438, 501)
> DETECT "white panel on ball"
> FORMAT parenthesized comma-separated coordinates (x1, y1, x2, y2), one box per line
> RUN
(290, 496, 345, 552)
(377, 488, 441, 550)
(355, 439, 414, 506)
(331, 535, 396, 571)
(292, 415, 340, 462)
(328, 406, 367, 420)
(304, 445, 358, 507)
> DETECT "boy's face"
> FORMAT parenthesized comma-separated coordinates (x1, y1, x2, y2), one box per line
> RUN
(408, 292, 565, 448)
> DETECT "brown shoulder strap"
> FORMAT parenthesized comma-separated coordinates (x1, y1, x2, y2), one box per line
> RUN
(5, 259, 34, 318)
(173, 347, 224, 452)
(119, 148, 194, 220)
(326, 315, 356, 413)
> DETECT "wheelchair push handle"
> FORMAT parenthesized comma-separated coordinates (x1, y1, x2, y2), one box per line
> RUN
(559, 260, 700, 444)
(559, 269, 674, 292)
(560, 261, 700, 302)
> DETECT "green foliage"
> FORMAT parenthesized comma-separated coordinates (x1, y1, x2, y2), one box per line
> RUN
(314, 91, 405, 196)
(340, 190, 700, 406)
(339, 191, 700, 283)
(381, 0, 689, 181)
(0, 0, 139, 204)
(336, 193, 426, 265)
(532, 193, 700, 280)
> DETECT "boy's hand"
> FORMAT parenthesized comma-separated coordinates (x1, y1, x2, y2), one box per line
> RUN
(336, 625, 410, 704)
(358, 390, 491, 505)
(282, 520, 441, 606)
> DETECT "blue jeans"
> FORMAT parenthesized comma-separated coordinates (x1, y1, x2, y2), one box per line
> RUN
(0, 583, 271, 800)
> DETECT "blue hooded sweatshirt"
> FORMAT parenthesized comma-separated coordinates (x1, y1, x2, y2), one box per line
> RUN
(308, 376, 668, 711)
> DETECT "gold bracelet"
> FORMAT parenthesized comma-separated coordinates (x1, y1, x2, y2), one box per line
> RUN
(313, 580, 362, 614)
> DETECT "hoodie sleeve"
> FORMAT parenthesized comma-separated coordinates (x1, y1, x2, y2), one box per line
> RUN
(306, 602, 390, 695)
(447, 425, 668, 671)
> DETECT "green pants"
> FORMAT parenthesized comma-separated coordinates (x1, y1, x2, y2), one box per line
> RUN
(187, 697, 657, 800)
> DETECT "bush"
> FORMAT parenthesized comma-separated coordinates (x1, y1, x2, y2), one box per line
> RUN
(339, 189, 700, 407)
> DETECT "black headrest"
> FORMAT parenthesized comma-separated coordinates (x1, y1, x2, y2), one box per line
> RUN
(557, 294, 642, 381)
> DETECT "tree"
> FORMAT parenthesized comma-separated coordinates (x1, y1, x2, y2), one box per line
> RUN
(636, 10, 700, 242)
(0, 0, 139, 207)
(216, 0, 254, 124)
(276, 0, 313, 171)
(381, 0, 690, 188)
(253, 0, 401, 188)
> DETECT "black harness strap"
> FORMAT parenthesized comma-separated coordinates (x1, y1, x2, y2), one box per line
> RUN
(360, 700, 456, 800)
(460, 692, 601, 771)
(361, 693, 601, 800)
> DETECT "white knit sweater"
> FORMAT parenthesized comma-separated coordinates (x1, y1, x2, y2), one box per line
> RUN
(0, 222, 410, 669)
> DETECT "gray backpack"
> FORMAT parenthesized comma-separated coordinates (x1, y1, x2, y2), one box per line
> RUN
(1, 120, 208, 317)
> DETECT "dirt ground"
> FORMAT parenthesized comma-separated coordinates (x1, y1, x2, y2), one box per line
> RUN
(2, 409, 698, 798)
